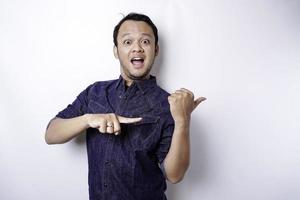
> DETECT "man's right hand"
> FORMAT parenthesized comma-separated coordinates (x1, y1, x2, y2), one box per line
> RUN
(86, 113, 142, 135)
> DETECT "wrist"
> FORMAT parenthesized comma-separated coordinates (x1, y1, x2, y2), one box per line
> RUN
(173, 115, 190, 124)
(173, 118, 190, 136)
(174, 117, 190, 128)
(83, 114, 92, 128)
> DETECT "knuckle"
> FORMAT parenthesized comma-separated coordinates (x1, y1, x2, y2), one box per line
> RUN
(110, 113, 116, 119)
(99, 130, 104, 133)
(107, 113, 113, 120)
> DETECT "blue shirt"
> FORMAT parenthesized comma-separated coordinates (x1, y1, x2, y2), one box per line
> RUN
(55, 75, 174, 200)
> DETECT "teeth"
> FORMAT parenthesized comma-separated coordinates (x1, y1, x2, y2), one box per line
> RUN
(132, 58, 143, 61)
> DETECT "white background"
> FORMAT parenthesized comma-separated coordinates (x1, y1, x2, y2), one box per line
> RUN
(1, 0, 300, 199)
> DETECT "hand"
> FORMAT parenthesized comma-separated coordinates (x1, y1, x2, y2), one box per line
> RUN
(87, 113, 142, 135)
(168, 88, 206, 123)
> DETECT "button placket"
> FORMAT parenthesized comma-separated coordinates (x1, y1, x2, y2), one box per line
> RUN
(102, 134, 114, 191)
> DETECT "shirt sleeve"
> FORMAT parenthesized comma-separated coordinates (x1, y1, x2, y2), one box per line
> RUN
(55, 84, 93, 119)
(155, 114, 175, 164)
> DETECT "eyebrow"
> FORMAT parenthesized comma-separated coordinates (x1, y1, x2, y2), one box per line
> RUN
(120, 33, 153, 38)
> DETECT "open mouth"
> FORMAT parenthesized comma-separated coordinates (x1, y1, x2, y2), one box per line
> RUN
(131, 57, 144, 66)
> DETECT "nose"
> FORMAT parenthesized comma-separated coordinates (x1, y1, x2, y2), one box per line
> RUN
(132, 42, 144, 53)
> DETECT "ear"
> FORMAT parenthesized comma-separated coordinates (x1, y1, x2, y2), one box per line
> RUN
(155, 44, 159, 56)
(113, 45, 119, 59)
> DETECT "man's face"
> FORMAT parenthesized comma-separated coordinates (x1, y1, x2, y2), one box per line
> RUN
(114, 20, 159, 82)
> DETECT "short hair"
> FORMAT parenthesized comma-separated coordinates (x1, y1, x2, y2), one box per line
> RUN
(113, 12, 158, 47)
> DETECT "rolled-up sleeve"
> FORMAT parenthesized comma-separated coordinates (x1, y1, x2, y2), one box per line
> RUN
(155, 115, 174, 164)
(56, 84, 92, 119)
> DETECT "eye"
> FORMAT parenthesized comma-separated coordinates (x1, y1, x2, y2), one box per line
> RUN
(123, 40, 132, 45)
(141, 39, 150, 44)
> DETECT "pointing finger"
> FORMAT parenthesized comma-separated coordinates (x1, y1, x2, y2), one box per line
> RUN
(117, 115, 142, 124)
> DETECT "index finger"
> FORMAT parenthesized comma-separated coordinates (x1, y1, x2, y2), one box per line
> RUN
(116, 115, 142, 124)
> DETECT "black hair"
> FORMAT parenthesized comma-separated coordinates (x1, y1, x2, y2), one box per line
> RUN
(113, 12, 158, 47)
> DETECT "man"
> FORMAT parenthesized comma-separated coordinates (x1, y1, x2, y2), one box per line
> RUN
(45, 12, 206, 200)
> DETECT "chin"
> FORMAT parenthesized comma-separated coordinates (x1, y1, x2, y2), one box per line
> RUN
(122, 64, 152, 80)
(127, 71, 150, 80)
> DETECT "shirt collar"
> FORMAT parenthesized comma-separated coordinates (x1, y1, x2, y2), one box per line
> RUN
(115, 75, 157, 94)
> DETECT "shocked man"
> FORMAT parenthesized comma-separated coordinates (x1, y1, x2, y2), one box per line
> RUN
(45, 12, 206, 200)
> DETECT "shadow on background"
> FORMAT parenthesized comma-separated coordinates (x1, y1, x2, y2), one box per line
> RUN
(166, 115, 209, 200)
(74, 131, 87, 145)
(151, 33, 165, 78)
(156, 33, 210, 199)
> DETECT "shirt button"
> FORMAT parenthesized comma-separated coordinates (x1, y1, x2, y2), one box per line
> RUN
(105, 160, 110, 165)
(104, 183, 108, 188)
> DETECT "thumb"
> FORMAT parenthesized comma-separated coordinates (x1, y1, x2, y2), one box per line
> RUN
(193, 97, 207, 110)
(117, 115, 142, 124)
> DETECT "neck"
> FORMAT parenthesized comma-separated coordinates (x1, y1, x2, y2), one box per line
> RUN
(121, 73, 150, 87)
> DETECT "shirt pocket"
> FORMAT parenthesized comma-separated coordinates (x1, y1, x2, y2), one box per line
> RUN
(126, 115, 160, 151)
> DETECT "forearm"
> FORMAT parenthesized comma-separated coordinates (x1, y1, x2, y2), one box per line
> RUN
(45, 114, 90, 144)
(163, 119, 190, 183)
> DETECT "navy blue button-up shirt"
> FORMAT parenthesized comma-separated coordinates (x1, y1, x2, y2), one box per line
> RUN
(55, 75, 174, 200)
